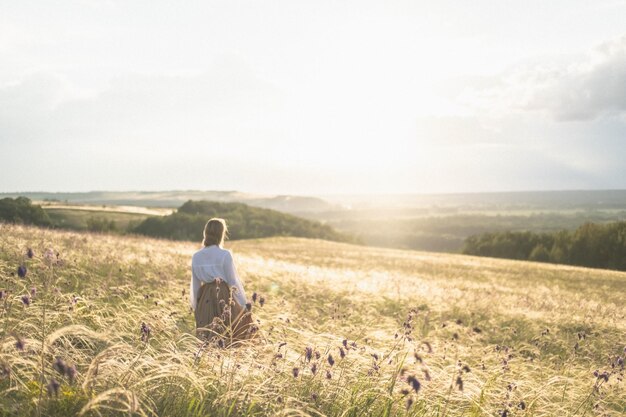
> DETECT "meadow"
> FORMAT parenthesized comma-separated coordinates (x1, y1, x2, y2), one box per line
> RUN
(0, 223, 624, 416)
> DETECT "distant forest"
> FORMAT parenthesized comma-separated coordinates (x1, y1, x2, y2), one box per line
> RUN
(463, 221, 626, 271)
(132, 200, 356, 243)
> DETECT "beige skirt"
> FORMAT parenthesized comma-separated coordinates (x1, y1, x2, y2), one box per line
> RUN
(194, 279, 257, 346)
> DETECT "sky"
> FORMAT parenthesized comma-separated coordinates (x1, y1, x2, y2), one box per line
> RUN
(1, 0, 626, 195)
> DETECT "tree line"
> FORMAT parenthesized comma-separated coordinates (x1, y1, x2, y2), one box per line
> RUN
(463, 221, 626, 271)
(0, 197, 52, 226)
(132, 200, 357, 243)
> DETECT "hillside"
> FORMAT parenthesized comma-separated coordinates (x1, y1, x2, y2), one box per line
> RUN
(132, 200, 355, 243)
(0, 191, 338, 214)
(0, 224, 624, 416)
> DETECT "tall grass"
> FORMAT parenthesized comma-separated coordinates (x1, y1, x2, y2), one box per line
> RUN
(0, 224, 624, 416)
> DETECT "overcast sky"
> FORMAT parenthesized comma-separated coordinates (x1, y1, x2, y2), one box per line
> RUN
(1, 0, 626, 195)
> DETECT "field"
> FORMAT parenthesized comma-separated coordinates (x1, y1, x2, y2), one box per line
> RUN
(0, 224, 624, 416)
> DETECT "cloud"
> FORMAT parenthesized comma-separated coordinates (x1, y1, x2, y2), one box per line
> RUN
(456, 35, 626, 121)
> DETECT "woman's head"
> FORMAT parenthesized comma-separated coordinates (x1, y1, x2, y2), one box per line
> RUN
(203, 218, 228, 247)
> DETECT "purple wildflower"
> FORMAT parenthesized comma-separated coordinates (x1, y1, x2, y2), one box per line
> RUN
(455, 376, 464, 391)
(327, 354, 335, 366)
(66, 364, 77, 383)
(21, 295, 30, 306)
(305, 347, 313, 362)
(292, 367, 300, 377)
(27, 248, 34, 258)
(14, 336, 25, 351)
(140, 322, 151, 342)
(47, 378, 60, 397)
(407, 375, 421, 392)
(17, 265, 27, 278)
(53, 357, 67, 375)
(252, 292, 257, 303)
(326, 370, 332, 379)
(30, 287, 37, 297)
(310, 363, 318, 375)
(259, 296, 265, 307)
(339, 347, 346, 359)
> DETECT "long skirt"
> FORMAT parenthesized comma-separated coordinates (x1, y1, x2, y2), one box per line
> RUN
(194, 279, 257, 346)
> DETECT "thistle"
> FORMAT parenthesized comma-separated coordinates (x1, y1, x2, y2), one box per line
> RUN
(21, 295, 30, 306)
(47, 378, 60, 397)
(17, 265, 27, 278)
(407, 375, 421, 392)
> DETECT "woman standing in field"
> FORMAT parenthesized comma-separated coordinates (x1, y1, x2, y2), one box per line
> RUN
(190, 218, 255, 345)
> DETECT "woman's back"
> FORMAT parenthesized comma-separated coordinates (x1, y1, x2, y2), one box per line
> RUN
(190, 244, 247, 310)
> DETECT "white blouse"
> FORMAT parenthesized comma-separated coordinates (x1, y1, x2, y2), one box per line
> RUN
(189, 245, 248, 310)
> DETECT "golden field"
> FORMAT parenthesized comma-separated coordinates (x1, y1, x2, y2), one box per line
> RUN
(0, 224, 624, 416)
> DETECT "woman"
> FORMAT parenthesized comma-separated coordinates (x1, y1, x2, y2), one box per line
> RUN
(190, 218, 255, 344)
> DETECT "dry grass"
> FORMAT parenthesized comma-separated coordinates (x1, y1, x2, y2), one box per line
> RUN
(0, 224, 624, 416)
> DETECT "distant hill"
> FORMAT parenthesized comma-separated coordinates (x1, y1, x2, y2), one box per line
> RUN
(0, 191, 338, 214)
(132, 200, 356, 243)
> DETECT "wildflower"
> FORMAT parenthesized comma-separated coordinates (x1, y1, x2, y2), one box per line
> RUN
(326, 370, 332, 379)
(305, 347, 313, 362)
(400, 389, 410, 396)
(47, 378, 60, 397)
(311, 363, 318, 375)
(252, 292, 257, 303)
(406, 398, 414, 409)
(518, 401, 526, 410)
(14, 336, 25, 351)
(342, 339, 348, 349)
(371, 353, 379, 361)
(311, 393, 318, 401)
(327, 354, 335, 366)
(17, 265, 27, 278)
(462, 365, 471, 373)
(500, 410, 508, 417)
(259, 296, 265, 307)
(140, 322, 151, 342)
(21, 295, 30, 306)
(27, 248, 34, 258)
(314, 350, 321, 360)
(407, 375, 421, 392)
(53, 357, 67, 375)
(292, 367, 299, 377)
(66, 364, 77, 383)
(339, 347, 346, 359)
(30, 287, 36, 297)
(455, 375, 464, 391)
(217, 339, 225, 348)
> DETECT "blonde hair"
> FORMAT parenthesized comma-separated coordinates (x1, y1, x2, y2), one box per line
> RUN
(203, 218, 228, 247)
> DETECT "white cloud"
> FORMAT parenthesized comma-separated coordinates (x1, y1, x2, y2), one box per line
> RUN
(456, 35, 626, 121)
